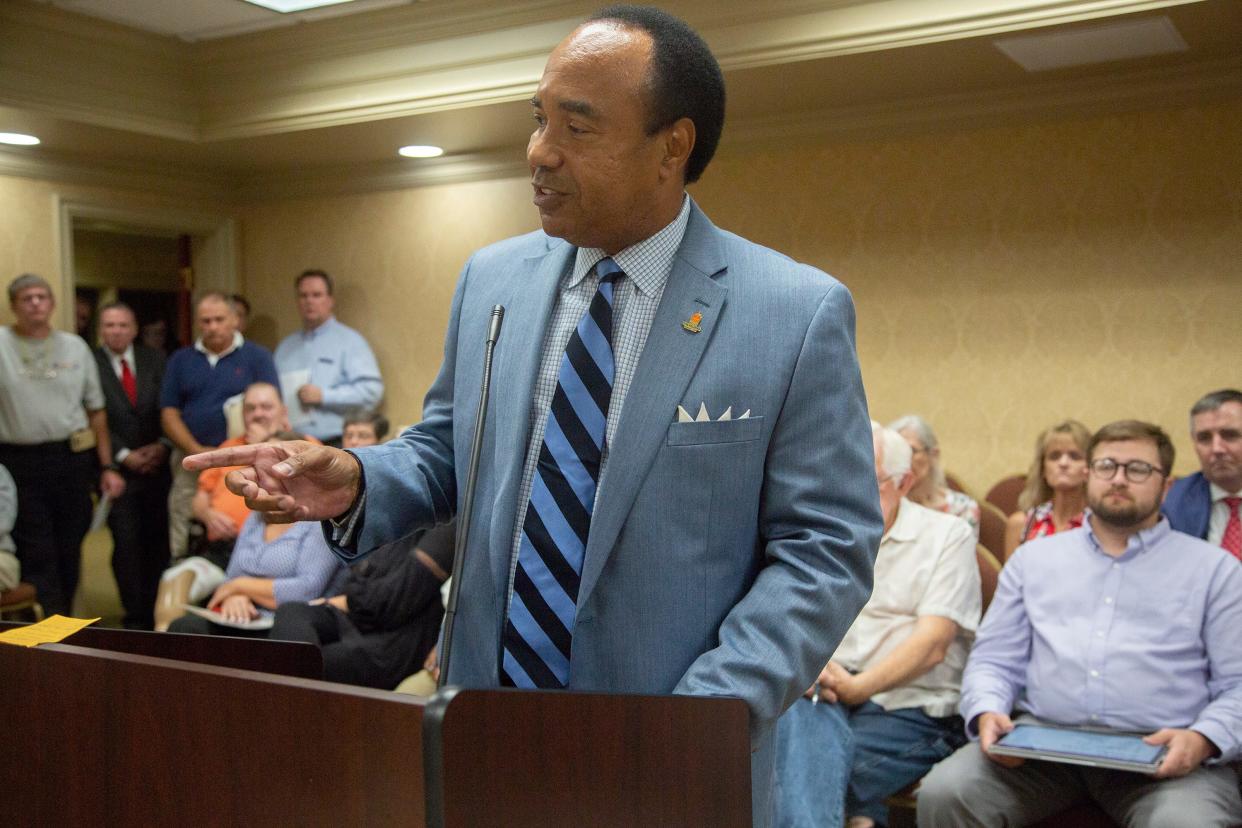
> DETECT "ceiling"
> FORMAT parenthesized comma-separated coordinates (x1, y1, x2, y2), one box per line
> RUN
(35, 0, 420, 41)
(1, 0, 1239, 200)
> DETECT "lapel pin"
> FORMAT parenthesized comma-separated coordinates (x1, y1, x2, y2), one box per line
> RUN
(681, 311, 703, 333)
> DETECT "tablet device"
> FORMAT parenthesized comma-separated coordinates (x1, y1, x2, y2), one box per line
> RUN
(990, 723, 1166, 774)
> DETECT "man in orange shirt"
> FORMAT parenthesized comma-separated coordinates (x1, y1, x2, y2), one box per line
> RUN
(157, 383, 317, 629)
(193, 383, 290, 553)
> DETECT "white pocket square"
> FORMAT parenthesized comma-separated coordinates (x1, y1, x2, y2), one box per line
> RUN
(676, 403, 751, 423)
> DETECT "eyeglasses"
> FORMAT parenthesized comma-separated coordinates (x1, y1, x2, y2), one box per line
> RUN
(1089, 458, 1165, 483)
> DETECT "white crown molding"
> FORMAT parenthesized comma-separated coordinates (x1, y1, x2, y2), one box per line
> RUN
(2, 0, 1209, 142)
(229, 147, 530, 201)
(704, 0, 1206, 69)
(0, 2, 197, 140)
(0, 146, 232, 202)
(4, 49, 1237, 202)
(723, 51, 1242, 147)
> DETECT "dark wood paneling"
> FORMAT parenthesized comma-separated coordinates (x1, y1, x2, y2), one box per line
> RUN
(424, 688, 751, 828)
(0, 620, 322, 678)
(2, 643, 427, 826)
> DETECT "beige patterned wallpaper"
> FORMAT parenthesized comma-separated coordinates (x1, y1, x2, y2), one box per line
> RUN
(695, 100, 1242, 493)
(237, 99, 1242, 495)
(236, 178, 541, 432)
(2, 98, 1236, 497)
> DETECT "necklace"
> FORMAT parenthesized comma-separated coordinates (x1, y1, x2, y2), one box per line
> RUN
(13, 330, 58, 379)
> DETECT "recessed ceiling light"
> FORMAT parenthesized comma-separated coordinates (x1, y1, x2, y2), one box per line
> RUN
(398, 145, 445, 159)
(0, 132, 40, 146)
(242, 0, 366, 12)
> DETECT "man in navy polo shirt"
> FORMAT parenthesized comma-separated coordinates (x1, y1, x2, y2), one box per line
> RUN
(161, 292, 279, 558)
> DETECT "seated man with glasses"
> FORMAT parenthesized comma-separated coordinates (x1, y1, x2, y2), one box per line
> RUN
(917, 420, 1242, 828)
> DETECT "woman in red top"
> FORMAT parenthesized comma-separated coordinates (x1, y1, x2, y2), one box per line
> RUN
(1003, 419, 1090, 561)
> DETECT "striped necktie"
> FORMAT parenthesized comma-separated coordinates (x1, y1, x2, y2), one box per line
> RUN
(1223, 497, 1242, 561)
(500, 257, 623, 688)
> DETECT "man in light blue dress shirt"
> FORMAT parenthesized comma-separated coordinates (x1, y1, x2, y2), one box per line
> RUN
(274, 269, 384, 446)
(918, 420, 1242, 828)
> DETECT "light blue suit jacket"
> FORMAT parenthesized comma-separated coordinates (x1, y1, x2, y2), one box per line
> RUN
(335, 202, 882, 821)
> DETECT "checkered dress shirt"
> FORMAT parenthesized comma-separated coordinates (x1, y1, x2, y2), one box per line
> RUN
(505, 195, 691, 598)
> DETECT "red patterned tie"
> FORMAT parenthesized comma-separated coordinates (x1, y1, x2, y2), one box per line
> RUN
(1223, 497, 1242, 562)
(120, 358, 137, 407)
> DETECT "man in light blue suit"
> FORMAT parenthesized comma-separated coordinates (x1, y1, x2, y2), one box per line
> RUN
(188, 6, 881, 822)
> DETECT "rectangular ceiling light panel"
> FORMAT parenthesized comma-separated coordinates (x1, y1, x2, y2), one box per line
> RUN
(241, 0, 365, 12)
(995, 15, 1189, 72)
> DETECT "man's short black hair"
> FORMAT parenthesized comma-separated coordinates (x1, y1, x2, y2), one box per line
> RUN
(587, 5, 725, 184)
(296, 269, 334, 296)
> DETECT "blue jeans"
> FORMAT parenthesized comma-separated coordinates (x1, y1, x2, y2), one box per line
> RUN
(773, 697, 965, 828)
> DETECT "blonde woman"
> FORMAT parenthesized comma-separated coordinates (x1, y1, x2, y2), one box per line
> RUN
(1002, 420, 1091, 560)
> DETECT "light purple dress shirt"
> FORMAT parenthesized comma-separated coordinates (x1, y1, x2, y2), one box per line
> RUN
(959, 517, 1242, 763)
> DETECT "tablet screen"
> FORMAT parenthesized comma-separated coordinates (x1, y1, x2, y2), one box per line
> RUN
(999, 724, 1164, 765)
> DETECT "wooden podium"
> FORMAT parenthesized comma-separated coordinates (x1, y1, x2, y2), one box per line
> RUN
(1, 625, 751, 826)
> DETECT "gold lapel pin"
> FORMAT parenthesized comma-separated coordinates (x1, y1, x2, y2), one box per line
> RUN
(681, 311, 703, 333)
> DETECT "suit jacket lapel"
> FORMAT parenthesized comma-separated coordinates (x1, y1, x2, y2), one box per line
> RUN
(577, 205, 729, 607)
(485, 238, 574, 605)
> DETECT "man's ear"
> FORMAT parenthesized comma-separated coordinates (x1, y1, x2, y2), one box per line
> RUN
(658, 117, 695, 182)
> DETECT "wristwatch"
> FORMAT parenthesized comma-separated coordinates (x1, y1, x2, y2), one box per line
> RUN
(104, 463, 122, 473)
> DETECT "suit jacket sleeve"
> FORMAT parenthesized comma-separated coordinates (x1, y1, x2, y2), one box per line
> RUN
(672, 282, 882, 743)
(325, 257, 470, 560)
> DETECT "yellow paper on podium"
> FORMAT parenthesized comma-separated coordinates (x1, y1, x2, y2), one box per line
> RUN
(0, 614, 99, 647)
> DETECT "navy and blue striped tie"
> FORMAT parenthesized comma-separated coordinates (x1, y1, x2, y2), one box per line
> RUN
(500, 258, 623, 689)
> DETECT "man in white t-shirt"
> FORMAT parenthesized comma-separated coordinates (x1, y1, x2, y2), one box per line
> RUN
(0, 274, 125, 615)
(773, 421, 981, 828)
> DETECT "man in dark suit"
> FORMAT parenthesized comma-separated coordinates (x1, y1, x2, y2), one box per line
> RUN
(1163, 389, 1242, 561)
(95, 302, 171, 628)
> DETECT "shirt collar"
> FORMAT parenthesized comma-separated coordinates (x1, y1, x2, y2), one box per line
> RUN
(882, 498, 921, 544)
(302, 316, 338, 339)
(1084, 513, 1172, 560)
(107, 343, 135, 367)
(195, 331, 244, 359)
(1210, 481, 1241, 502)
(568, 193, 691, 297)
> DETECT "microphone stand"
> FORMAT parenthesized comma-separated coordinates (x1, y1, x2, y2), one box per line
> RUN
(438, 304, 504, 688)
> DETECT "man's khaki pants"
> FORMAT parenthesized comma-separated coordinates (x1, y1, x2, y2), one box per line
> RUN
(166, 448, 201, 559)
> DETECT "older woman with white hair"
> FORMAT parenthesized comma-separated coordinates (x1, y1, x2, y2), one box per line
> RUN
(887, 415, 980, 540)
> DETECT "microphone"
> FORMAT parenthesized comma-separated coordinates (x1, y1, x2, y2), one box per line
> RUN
(438, 304, 504, 688)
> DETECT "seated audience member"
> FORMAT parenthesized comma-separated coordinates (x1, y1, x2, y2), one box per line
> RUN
(155, 382, 313, 630)
(269, 411, 454, 689)
(1163, 389, 1242, 560)
(270, 522, 453, 689)
(1002, 419, 1090, 559)
(917, 420, 1242, 828)
(773, 421, 981, 828)
(166, 511, 345, 636)
(889, 414, 981, 540)
(0, 464, 19, 592)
